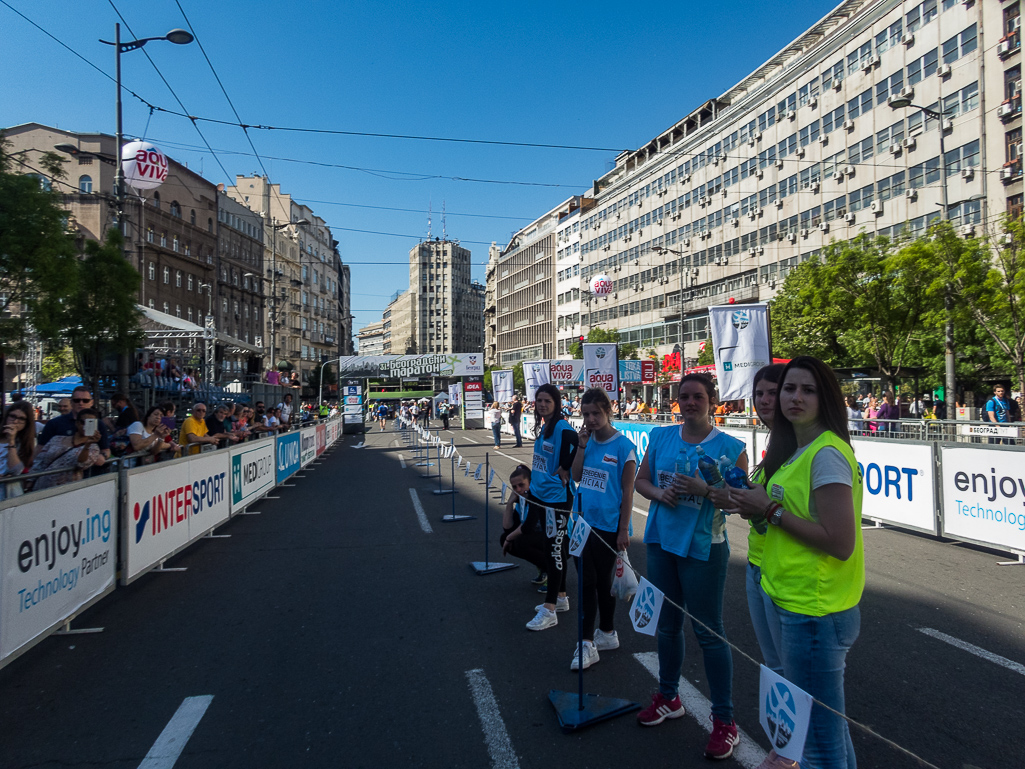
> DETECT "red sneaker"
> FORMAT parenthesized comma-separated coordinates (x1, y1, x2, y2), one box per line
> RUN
(705, 716, 740, 759)
(637, 692, 685, 726)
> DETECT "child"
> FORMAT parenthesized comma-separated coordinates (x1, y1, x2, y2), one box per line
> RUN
(501, 465, 551, 591)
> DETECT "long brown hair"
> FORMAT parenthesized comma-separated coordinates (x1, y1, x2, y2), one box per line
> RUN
(4, 402, 35, 465)
(760, 356, 851, 481)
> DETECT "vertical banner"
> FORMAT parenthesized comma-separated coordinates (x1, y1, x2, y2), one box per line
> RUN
(492, 370, 514, 402)
(759, 666, 814, 763)
(583, 343, 619, 396)
(709, 303, 771, 402)
(523, 361, 550, 402)
(448, 383, 461, 407)
(463, 377, 484, 420)
(342, 379, 364, 425)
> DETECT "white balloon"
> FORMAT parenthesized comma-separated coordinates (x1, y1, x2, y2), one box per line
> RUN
(121, 141, 168, 191)
(589, 273, 614, 296)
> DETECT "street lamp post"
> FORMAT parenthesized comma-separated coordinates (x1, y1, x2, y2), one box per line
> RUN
(198, 281, 215, 386)
(888, 96, 957, 419)
(319, 356, 339, 407)
(653, 245, 689, 349)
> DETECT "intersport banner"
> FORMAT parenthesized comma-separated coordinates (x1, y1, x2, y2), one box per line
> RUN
(492, 370, 514, 402)
(583, 343, 619, 396)
(940, 446, 1025, 553)
(0, 478, 117, 662)
(230, 439, 276, 513)
(524, 361, 550, 402)
(709, 303, 771, 402)
(852, 439, 936, 533)
(316, 424, 326, 455)
(123, 452, 231, 582)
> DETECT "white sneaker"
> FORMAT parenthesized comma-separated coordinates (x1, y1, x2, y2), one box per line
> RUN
(535, 596, 569, 613)
(526, 607, 558, 631)
(593, 629, 620, 650)
(570, 641, 600, 671)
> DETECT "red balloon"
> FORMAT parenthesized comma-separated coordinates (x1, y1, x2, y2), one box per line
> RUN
(728, 297, 736, 304)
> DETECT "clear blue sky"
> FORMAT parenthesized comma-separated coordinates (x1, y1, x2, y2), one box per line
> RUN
(1, 0, 837, 339)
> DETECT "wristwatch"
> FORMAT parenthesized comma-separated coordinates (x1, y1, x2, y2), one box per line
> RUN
(769, 506, 785, 527)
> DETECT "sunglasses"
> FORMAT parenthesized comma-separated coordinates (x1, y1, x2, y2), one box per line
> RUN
(72, 397, 92, 403)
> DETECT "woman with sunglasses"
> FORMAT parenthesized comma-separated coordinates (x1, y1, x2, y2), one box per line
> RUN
(33, 407, 106, 490)
(127, 407, 176, 465)
(0, 402, 35, 499)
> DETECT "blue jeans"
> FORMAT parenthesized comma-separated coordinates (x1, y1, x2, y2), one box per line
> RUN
(491, 423, 502, 446)
(646, 541, 733, 722)
(745, 562, 783, 675)
(769, 603, 860, 769)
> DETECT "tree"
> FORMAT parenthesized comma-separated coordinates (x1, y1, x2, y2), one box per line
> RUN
(769, 259, 858, 366)
(569, 327, 637, 359)
(696, 338, 714, 366)
(41, 347, 76, 382)
(306, 362, 338, 399)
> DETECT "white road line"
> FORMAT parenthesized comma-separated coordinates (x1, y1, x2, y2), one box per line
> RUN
(634, 652, 766, 769)
(465, 669, 520, 769)
(494, 451, 521, 464)
(409, 489, 433, 534)
(632, 505, 649, 517)
(398, 453, 407, 469)
(462, 436, 480, 444)
(137, 695, 213, 769)
(918, 627, 1025, 677)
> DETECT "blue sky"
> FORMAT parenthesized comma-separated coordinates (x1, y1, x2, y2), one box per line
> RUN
(1, 0, 837, 339)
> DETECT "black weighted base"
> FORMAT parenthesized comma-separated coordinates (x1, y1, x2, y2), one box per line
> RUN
(547, 690, 640, 732)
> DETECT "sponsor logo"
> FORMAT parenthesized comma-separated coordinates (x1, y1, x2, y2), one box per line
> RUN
(231, 452, 273, 505)
(133, 473, 227, 543)
(602, 453, 618, 465)
(17, 510, 112, 573)
(771, 483, 785, 501)
(732, 309, 750, 330)
(766, 682, 798, 749)
(595, 346, 607, 359)
(632, 584, 658, 629)
(724, 361, 733, 372)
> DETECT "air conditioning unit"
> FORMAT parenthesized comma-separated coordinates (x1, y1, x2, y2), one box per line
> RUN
(843, 119, 855, 131)
(692, 268, 699, 276)
(671, 213, 681, 221)
(700, 231, 711, 240)
(656, 219, 663, 226)
(833, 79, 842, 91)
(1002, 166, 1016, 181)
(1012, 17, 1022, 32)
(747, 247, 756, 257)
(699, 196, 709, 206)
(937, 64, 952, 78)
(800, 228, 810, 238)
(902, 137, 916, 151)
(962, 167, 975, 181)
(775, 198, 785, 208)
(844, 212, 856, 224)
(787, 232, 797, 242)
(819, 135, 829, 145)
(603, 244, 611, 251)
(722, 189, 730, 198)
(787, 109, 797, 120)
(890, 143, 902, 155)
(832, 171, 844, 183)
(754, 131, 763, 142)
(714, 256, 722, 265)
(776, 158, 785, 169)
(960, 224, 976, 237)
(637, 229, 643, 237)
(616, 212, 621, 219)
(810, 181, 821, 193)
(755, 168, 764, 179)
(1003, 233, 1014, 245)
(843, 165, 855, 176)
(683, 174, 691, 183)
(902, 33, 914, 46)
(712, 155, 720, 166)
(731, 217, 741, 226)
(999, 102, 1015, 118)
(756, 246, 764, 255)
(998, 38, 1013, 57)
(808, 96, 818, 109)
(863, 55, 879, 71)
(906, 188, 918, 201)
(748, 136, 757, 147)
(819, 222, 830, 232)
(682, 238, 691, 246)
(871, 200, 884, 215)
(720, 153, 729, 163)
(942, 118, 953, 132)
(796, 147, 806, 158)
(769, 279, 777, 289)
(754, 207, 764, 218)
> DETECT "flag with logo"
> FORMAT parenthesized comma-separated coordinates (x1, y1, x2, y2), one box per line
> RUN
(583, 343, 619, 397)
(492, 369, 514, 402)
(759, 665, 813, 763)
(568, 515, 591, 556)
(629, 577, 664, 636)
(448, 383, 461, 407)
(545, 507, 557, 538)
(524, 361, 550, 402)
(708, 303, 771, 402)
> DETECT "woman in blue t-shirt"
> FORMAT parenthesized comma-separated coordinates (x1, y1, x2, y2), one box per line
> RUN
(633, 373, 746, 762)
(525, 383, 579, 632)
(569, 387, 636, 671)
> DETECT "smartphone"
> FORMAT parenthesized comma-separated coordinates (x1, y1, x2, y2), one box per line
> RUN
(83, 417, 98, 437)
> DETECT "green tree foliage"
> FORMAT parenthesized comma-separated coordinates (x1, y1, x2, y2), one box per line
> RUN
(41, 347, 76, 382)
(696, 338, 714, 366)
(769, 259, 858, 366)
(569, 327, 638, 359)
(306, 362, 338, 398)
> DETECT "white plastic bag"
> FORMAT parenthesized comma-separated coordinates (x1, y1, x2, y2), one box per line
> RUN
(611, 550, 639, 601)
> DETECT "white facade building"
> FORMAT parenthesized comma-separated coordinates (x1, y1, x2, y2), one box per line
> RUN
(554, 197, 595, 356)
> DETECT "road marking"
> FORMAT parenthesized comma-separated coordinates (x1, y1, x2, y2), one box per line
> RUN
(634, 652, 766, 769)
(494, 451, 521, 464)
(918, 627, 1025, 677)
(137, 695, 213, 769)
(409, 489, 433, 534)
(462, 436, 479, 444)
(633, 506, 649, 517)
(398, 453, 407, 469)
(465, 669, 519, 769)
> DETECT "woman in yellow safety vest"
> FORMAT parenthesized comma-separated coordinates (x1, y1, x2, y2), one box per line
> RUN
(727, 356, 863, 769)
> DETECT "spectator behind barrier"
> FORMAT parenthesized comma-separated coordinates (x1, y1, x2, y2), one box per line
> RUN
(33, 407, 106, 490)
(204, 404, 240, 448)
(127, 406, 176, 464)
(38, 386, 111, 459)
(180, 403, 218, 455)
(0, 402, 35, 500)
(159, 401, 177, 432)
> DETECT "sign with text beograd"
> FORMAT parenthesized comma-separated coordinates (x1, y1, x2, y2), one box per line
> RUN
(852, 439, 936, 533)
(1, 478, 118, 662)
(230, 439, 276, 514)
(276, 431, 302, 484)
(300, 426, 317, 467)
(940, 446, 1025, 553)
(123, 452, 231, 582)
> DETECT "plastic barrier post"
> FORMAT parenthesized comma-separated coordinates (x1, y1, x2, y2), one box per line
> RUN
(439, 449, 473, 523)
(433, 441, 457, 497)
(422, 431, 442, 478)
(471, 453, 516, 574)
(549, 494, 639, 731)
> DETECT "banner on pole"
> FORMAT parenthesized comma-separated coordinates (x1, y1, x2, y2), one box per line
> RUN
(759, 665, 813, 763)
(448, 383, 462, 407)
(630, 577, 664, 636)
(583, 343, 619, 397)
(524, 361, 550, 402)
(487, 468, 496, 488)
(474, 464, 483, 481)
(708, 303, 771, 402)
(492, 370, 514, 403)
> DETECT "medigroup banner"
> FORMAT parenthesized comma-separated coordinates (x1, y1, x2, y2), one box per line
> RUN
(709, 303, 771, 402)
(230, 439, 276, 513)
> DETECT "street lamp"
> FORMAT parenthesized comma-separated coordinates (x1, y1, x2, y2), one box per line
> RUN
(100, 25, 193, 229)
(319, 356, 339, 407)
(888, 96, 957, 419)
(267, 218, 310, 377)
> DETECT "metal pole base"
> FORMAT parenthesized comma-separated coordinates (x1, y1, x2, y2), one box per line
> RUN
(54, 619, 104, 635)
(861, 519, 884, 531)
(441, 514, 475, 522)
(469, 561, 518, 575)
(997, 553, 1025, 566)
(547, 690, 640, 732)
(432, 489, 456, 495)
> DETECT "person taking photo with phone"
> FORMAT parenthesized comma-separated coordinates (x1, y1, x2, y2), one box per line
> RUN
(33, 407, 106, 490)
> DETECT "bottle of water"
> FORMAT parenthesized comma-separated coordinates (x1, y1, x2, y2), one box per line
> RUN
(720, 455, 767, 534)
(695, 445, 724, 489)
(673, 446, 690, 508)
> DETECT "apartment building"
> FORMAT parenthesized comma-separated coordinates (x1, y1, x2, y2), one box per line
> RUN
(407, 238, 479, 353)
(554, 196, 597, 356)
(484, 243, 501, 366)
(356, 320, 386, 355)
(216, 190, 265, 380)
(565, 0, 1021, 364)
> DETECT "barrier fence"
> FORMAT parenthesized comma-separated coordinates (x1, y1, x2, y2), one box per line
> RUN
(0, 417, 343, 669)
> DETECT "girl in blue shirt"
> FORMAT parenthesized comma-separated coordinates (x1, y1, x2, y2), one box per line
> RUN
(633, 373, 746, 761)
(526, 383, 579, 631)
(569, 387, 636, 671)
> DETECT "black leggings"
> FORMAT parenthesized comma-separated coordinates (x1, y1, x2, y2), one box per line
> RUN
(576, 528, 619, 640)
(500, 528, 546, 573)
(542, 509, 571, 605)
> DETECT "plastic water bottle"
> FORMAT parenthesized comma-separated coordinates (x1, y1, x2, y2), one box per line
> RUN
(695, 445, 724, 489)
(720, 455, 768, 534)
(674, 446, 690, 481)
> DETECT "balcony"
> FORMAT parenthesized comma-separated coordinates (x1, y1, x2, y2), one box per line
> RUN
(1002, 159, 1023, 184)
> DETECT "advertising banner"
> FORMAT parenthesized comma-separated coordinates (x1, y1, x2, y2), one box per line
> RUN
(0, 478, 117, 662)
(549, 360, 583, 384)
(448, 383, 461, 407)
(492, 370, 514, 402)
(851, 439, 936, 533)
(342, 380, 363, 425)
(337, 353, 484, 378)
(618, 359, 657, 383)
(124, 452, 231, 582)
(230, 440, 276, 514)
(958, 424, 1020, 439)
(759, 666, 814, 763)
(709, 303, 771, 402)
(276, 431, 302, 484)
(583, 343, 619, 397)
(940, 446, 1025, 553)
(612, 420, 656, 463)
(523, 361, 550, 402)
(463, 378, 484, 419)
(316, 424, 326, 455)
(300, 427, 317, 467)
(723, 427, 757, 467)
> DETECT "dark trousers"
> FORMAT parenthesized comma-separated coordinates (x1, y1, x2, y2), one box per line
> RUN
(577, 528, 619, 640)
(501, 527, 547, 573)
(512, 417, 522, 447)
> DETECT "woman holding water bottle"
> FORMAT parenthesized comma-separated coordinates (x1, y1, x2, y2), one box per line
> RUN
(569, 387, 636, 671)
(633, 373, 747, 761)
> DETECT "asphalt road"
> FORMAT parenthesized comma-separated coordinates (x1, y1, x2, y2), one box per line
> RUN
(1, 421, 1022, 769)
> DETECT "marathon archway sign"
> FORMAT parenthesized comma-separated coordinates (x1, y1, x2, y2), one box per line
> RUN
(337, 353, 484, 379)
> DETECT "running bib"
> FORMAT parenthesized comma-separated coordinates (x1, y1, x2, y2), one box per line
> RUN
(532, 452, 547, 472)
(580, 466, 609, 493)
(657, 469, 701, 511)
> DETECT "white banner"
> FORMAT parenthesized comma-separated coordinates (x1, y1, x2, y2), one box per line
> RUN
(492, 370, 514, 403)
(448, 383, 461, 407)
(1, 479, 117, 662)
(300, 426, 317, 467)
(474, 464, 483, 481)
(709, 303, 771, 402)
(549, 359, 583, 384)
(852, 439, 936, 532)
(759, 665, 814, 763)
(583, 343, 618, 396)
(629, 577, 664, 636)
(123, 452, 231, 582)
(524, 361, 550, 402)
(959, 424, 1020, 438)
(940, 446, 1025, 553)
(230, 439, 276, 513)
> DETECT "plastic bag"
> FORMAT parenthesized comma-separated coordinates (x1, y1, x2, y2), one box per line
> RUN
(611, 550, 639, 601)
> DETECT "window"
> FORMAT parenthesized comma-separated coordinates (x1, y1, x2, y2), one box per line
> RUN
(758, 107, 776, 132)
(163, 266, 170, 284)
(188, 274, 194, 291)
(821, 60, 844, 91)
(799, 163, 821, 189)
(824, 195, 847, 222)
(175, 304, 181, 318)
(776, 93, 797, 120)
(190, 209, 196, 225)
(153, 192, 160, 210)
(849, 184, 874, 213)
(183, 241, 190, 256)
(943, 140, 980, 177)
(188, 307, 194, 322)
(146, 227, 154, 243)
(907, 47, 938, 86)
(847, 42, 871, 75)
(208, 218, 213, 233)
(162, 302, 169, 314)
(942, 24, 977, 65)
(78, 175, 92, 193)
(175, 270, 182, 287)
(876, 121, 905, 154)
(777, 133, 797, 159)
(170, 201, 182, 218)
(172, 235, 179, 252)
(798, 77, 819, 106)
(846, 89, 873, 119)
(160, 231, 167, 247)
(876, 71, 905, 106)
(148, 262, 155, 280)
(799, 120, 821, 147)
(1007, 128, 1022, 167)
(909, 156, 941, 187)
(822, 106, 845, 134)
(847, 137, 873, 165)
(877, 171, 905, 201)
